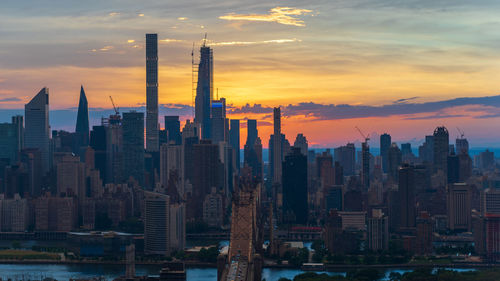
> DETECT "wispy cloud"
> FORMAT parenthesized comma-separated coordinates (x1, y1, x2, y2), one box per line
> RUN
(209, 38, 301, 46)
(177, 17, 188, 21)
(0, 97, 22, 103)
(219, 7, 313, 27)
(160, 38, 185, 44)
(108, 12, 120, 17)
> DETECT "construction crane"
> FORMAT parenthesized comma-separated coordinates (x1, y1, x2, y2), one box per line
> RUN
(456, 127, 465, 139)
(355, 126, 370, 143)
(109, 96, 119, 115)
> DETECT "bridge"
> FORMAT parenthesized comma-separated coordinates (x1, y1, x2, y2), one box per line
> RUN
(217, 177, 263, 281)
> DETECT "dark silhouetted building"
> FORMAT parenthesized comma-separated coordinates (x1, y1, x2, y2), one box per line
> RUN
(25, 88, 50, 173)
(447, 183, 472, 231)
(433, 127, 449, 173)
(146, 33, 159, 152)
(75, 85, 89, 151)
(122, 112, 145, 185)
(399, 164, 416, 228)
(380, 133, 391, 173)
(164, 116, 181, 145)
(229, 119, 240, 172)
(282, 147, 308, 224)
(194, 43, 213, 139)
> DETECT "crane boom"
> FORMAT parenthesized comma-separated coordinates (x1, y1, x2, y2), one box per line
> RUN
(109, 96, 119, 115)
(456, 127, 465, 139)
(355, 126, 370, 143)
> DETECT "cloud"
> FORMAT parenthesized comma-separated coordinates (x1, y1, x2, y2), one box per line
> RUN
(177, 17, 188, 21)
(394, 96, 419, 104)
(219, 7, 313, 27)
(209, 38, 301, 46)
(160, 38, 185, 44)
(108, 12, 120, 17)
(229, 95, 500, 121)
(0, 97, 22, 103)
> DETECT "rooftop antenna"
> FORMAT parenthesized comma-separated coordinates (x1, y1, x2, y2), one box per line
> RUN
(216, 88, 219, 100)
(202, 33, 207, 47)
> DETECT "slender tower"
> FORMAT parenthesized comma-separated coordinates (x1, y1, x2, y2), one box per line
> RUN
(273, 107, 282, 184)
(194, 38, 213, 139)
(146, 33, 159, 152)
(75, 85, 89, 147)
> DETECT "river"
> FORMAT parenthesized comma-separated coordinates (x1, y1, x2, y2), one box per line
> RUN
(0, 264, 476, 281)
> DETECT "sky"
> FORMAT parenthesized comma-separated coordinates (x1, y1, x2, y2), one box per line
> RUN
(1, 0, 500, 148)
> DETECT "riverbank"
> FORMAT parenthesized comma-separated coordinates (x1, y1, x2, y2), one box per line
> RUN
(0, 259, 497, 270)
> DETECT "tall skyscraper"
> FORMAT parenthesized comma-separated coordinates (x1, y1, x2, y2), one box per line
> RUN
(433, 126, 449, 173)
(210, 98, 227, 144)
(334, 143, 355, 176)
(229, 120, 240, 172)
(380, 133, 391, 173)
(122, 112, 145, 185)
(399, 164, 416, 228)
(456, 137, 469, 155)
(282, 147, 308, 224)
(244, 119, 262, 180)
(146, 33, 159, 152)
(272, 107, 282, 185)
(0, 116, 23, 164)
(164, 116, 181, 145)
(25, 88, 50, 173)
(367, 209, 389, 251)
(75, 85, 89, 149)
(361, 141, 370, 189)
(194, 42, 213, 139)
(387, 143, 402, 181)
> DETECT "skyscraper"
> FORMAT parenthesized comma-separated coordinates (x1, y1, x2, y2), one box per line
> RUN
(433, 126, 449, 173)
(146, 33, 159, 152)
(399, 164, 416, 228)
(361, 141, 370, 189)
(164, 116, 181, 145)
(244, 119, 262, 180)
(229, 119, 240, 172)
(334, 143, 355, 176)
(380, 133, 391, 173)
(293, 134, 308, 156)
(456, 137, 469, 155)
(282, 147, 308, 224)
(195, 42, 213, 139)
(210, 98, 227, 144)
(122, 112, 145, 185)
(447, 183, 472, 231)
(272, 107, 282, 185)
(25, 88, 50, 173)
(75, 85, 89, 149)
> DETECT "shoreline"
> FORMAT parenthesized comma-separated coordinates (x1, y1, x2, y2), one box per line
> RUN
(0, 259, 496, 270)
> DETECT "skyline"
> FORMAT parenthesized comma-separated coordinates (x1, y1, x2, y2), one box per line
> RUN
(2, 0, 500, 147)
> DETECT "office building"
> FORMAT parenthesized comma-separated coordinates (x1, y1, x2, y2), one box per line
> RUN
(380, 133, 391, 173)
(25, 88, 50, 173)
(229, 119, 240, 172)
(293, 134, 308, 156)
(146, 33, 159, 152)
(399, 164, 416, 228)
(272, 107, 282, 185)
(75, 86, 90, 150)
(433, 127, 449, 173)
(282, 147, 308, 224)
(387, 143, 402, 181)
(367, 209, 389, 251)
(447, 183, 472, 231)
(210, 98, 228, 144)
(164, 116, 181, 145)
(194, 43, 213, 139)
(122, 112, 145, 185)
(334, 143, 355, 176)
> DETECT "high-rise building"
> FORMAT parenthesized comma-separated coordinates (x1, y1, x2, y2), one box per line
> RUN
(146, 33, 159, 152)
(361, 141, 370, 189)
(272, 107, 282, 185)
(433, 127, 449, 173)
(75, 86, 89, 150)
(122, 112, 145, 185)
(387, 143, 402, 181)
(399, 164, 416, 228)
(0, 116, 23, 164)
(164, 116, 181, 145)
(334, 143, 355, 176)
(416, 211, 433, 255)
(229, 119, 240, 172)
(380, 133, 391, 173)
(367, 209, 389, 251)
(144, 192, 176, 256)
(243, 120, 262, 181)
(293, 134, 308, 156)
(25, 88, 50, 173)
(447, 153, 459, 184)
(401, 143, 412, 156)
(456, 137, 469, 155)
(419, 135, 434, 163)
(282, 147, 308, 224)
(210, 98, 228, 144)
(194, 43, 213, 139)
(56, 153, 85, 198)
(447, 183, 472, 231)
(324, 185, 343, 212)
